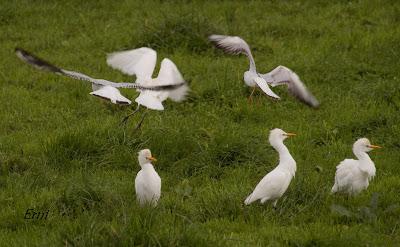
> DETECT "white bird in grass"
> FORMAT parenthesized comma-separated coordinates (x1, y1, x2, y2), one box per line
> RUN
(135, 149, 161, 207)
(331, 138, 382, 195)
(245, 128, 297, 207)
(209, 35, 319, 107)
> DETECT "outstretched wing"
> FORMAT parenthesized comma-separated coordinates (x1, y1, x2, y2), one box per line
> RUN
(90, 85, 132, 105)
(15, 48, 184, 91)
(261, 66, 319, 107)
(253, 77, 280, 99)
(155, 58, 188, 102)
(208, 34, 256, 72)
(106, 47, 157, 80)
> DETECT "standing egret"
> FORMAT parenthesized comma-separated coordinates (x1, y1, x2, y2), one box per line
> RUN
(135, 149, 161, 207)
(209, 35, 319, 107)
(331, 138, 381, 195)
(245, 128, 297, 207)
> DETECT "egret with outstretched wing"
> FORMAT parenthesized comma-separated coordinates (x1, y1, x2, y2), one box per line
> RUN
(209, 35, 319, 107)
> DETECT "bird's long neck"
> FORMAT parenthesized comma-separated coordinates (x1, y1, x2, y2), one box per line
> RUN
(354, 150, 372, 164)
(354, 150, 375, 176)
(140, 163, 155, 172)
(247, 54, 257, 73)
(273, 142, 296, 175)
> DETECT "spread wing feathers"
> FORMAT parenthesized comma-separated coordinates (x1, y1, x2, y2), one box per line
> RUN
(245, 170, 287, 205)
(90, 85, 131, 105)
(261, 66, 319, 108)
(253, 77, 280, 99)
(209, 34, 256, 71)
(135, 91, 164, 111)
(155, 58, 188, 102)
(15, 48, 184, 91)
(106, 47, 157, 79)
(331, 159, 358, 192)
(209, 35, 252, 56)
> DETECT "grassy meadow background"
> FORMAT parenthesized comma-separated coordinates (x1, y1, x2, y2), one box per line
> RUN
(1, 0, 400, 246)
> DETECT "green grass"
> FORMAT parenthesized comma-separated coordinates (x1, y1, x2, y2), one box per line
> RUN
(1, 0, 400, 246)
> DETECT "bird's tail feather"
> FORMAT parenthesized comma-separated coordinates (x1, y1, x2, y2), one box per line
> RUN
(168, 83, 189, 102)
(244, 193, 256, 205)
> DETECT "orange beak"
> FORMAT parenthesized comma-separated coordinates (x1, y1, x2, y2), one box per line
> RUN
(368, 144, 382, 149)
(284, 132, 296, 137)
(147, 156, 157, 162)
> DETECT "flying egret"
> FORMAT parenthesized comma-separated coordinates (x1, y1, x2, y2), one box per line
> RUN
(135, 149, 161, 207)
(106, 48, 189, 124)
(15, 48, 186, 104)
(245, 128, 297, 207)
(209, 35, 319, 107)
(331, 138, 381, 195)
(15, 48, 188, 127)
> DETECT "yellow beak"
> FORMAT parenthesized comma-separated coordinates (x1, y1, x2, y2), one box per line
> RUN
(368, 144, 382, 149)
(285, 132, 296, 137)
(147, 156, 157, 162)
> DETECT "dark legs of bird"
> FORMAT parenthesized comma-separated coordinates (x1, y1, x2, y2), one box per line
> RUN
(134, 110, 147, 131)
(248, 86, 256, 103)
(121, 104, 140, 125)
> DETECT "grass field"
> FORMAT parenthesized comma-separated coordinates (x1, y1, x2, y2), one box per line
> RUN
(1, 0, 400, 246)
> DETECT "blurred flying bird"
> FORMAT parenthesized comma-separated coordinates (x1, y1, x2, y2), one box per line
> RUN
(209, 35, 319, 107)
(135, 149, 161, 207)
(15, 47, 189, 127)
(106, 48, 189, 125)
(331, 138, 381, 195)
(245, 128, 297, 207)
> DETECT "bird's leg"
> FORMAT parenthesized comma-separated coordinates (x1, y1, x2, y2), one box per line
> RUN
(255, 87, 262, 105)
(272, 200, 278, 208)
(248, 86, 256, 103)
(134, 110, 148, 131)
(121, 104, 140, 125)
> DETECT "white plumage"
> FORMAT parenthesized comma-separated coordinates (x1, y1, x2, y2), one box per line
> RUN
(15, 48, 187, 107)
(135, 149, 161, 207)
(90, 85, 131, 105)
(209, 34, 319, 107)
(245, 128, 297, 207)
(107, 48, 189, 110)
(331, 138, 381, 195)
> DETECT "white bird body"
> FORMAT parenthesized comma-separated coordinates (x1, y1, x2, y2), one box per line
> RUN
(331, 138, 380, 195)
(135, 149, 161, 206)
(15, 48, 188, 108)
(107, 48, 188, 110)
(245, 128, 296, 207)
(209, 35, 319, 107)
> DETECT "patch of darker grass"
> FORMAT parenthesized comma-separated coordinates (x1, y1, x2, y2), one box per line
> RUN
(136, 14, 220, 53)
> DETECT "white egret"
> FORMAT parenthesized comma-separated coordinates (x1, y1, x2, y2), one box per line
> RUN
(209, 35, 319, 107)
(15, 48, 186, 105)
(331, 138, 381, 195)
(245, 128, 297, 207)
(107, 47, 189, 111)
(135, 149, 161, 207)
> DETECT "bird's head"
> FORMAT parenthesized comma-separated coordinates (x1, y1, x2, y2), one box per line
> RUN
(353, 138, 382, 153)
(269, 128, 296, 146)
(138, 149, 157, 166)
